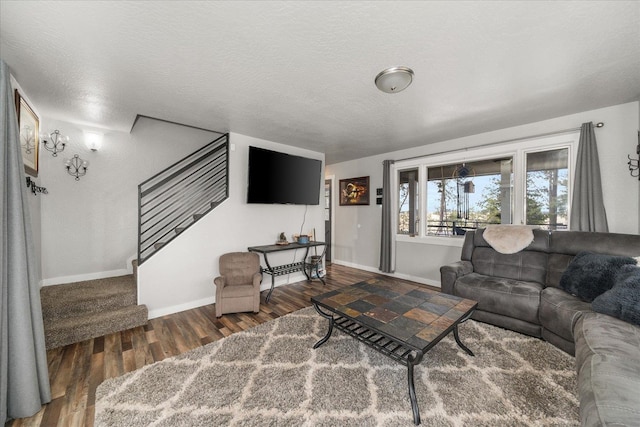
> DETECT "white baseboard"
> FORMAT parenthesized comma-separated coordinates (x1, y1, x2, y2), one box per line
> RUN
(148, 296, 216, 319)
(147, 272, 308, 319)
(41, 269, 130, 287)
(332, 259, 441, 288)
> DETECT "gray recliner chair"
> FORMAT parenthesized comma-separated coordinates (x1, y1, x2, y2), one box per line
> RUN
(214, 252, 262, 317)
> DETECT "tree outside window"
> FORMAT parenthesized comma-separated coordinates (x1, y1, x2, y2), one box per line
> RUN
(525, 148, 569, 230)
(426, 158, 513, 236)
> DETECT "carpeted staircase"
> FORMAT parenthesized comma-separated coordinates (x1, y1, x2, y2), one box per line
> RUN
(41, 275, 148, 349)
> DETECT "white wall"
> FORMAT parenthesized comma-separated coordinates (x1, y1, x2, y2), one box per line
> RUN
(38, 117, 219, 285)
(138, 133, 325, 318)
(326, 101, 640, 286)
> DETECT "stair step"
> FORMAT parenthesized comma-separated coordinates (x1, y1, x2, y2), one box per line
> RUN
(44, 304, 148, 350)
(41, 275, 137, 322)
(154, 242, 166, 250)
(175, 227, 186, 235)
(132, 259, 138, 280)
(193, 213, 204, 221)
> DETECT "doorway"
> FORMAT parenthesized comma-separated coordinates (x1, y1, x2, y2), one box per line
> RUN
(324, 179, 332, 263)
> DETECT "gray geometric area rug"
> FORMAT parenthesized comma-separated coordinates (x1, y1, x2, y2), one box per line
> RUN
(95, 307, 579, 426)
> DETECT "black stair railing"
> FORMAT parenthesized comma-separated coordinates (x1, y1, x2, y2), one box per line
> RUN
(137, 133, 229, 264)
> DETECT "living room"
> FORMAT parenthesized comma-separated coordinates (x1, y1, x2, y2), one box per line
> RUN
(2, 1, 640, 426)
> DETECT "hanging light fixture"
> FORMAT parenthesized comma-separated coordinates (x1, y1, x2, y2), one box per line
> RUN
(41, 129, 68, 157)
(374, 66, 414, 93)
(64, 154, 89, 181)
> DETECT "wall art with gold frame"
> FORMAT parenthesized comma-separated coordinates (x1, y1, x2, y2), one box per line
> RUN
(339, 176, 370, 206)
(15, 89, 39, 177)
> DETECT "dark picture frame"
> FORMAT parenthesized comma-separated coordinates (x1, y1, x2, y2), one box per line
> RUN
(14, 89, 39, 177)
(339, 176, 370, 205)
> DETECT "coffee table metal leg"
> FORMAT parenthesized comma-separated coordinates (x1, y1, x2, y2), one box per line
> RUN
(453, 325, 474, 356)
(407, 352, 423, 425)
(312, 304, 334, 349)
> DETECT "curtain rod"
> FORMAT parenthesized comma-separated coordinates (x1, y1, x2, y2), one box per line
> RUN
(394, 122, 604, 163)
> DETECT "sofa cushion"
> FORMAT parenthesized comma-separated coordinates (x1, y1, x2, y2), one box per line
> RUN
(471, 247, 548, 284)
(559, 252, 637, 302)
(547, 231, 640, 288)
(539, 287, 591, 342)
(574, 312, 640, 427)
(454, 273, 542, 324)
(592, 265, 640, 326)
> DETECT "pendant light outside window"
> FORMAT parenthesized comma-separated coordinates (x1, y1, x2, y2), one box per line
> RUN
(375, 66, 414, 93)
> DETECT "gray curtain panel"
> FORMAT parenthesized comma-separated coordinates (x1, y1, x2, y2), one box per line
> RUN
(0, 59, 51, 423)
(379, 160, 395, 273)
(570, 122, 609, 232)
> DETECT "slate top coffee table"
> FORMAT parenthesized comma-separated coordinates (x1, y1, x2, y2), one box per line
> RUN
(311, 279, 477, 425)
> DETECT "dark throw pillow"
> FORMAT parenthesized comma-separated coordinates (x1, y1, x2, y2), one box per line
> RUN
(592, 265, 640, 326)
(559, 251, 637, 302)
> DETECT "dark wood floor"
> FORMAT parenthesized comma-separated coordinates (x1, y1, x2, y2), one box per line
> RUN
(7, 264, 435, 427)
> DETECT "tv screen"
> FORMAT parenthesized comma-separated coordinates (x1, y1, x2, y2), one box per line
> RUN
(247, 146, 322, 205)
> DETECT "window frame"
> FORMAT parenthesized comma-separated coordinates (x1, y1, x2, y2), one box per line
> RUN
(392, 133, 578, 246)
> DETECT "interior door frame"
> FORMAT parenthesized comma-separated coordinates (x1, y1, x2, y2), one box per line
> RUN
(325, 175, 335, 263)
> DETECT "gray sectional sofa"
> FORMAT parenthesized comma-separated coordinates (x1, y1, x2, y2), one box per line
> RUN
(441, 229, 640, 427)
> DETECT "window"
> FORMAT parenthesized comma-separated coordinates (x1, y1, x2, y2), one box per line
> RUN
(398, 168, 419, 235)
(393, 133, 576, 240)
(525, 148, 568, 230)
(426, 158, 513, 236)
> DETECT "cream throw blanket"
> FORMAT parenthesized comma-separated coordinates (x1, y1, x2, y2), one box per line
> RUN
(483, 225, 536, 254)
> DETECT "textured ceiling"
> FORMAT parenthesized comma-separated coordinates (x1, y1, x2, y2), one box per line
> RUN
(1, 1, 639, 164)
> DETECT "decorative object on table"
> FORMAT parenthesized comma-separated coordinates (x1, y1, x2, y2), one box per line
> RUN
(295, 234, 310, 244)
(41, 129, 69, 157)
(25, 177, 48, 196)
(276, 232, 289, 245)
(628, 130, 639, 180)
(64, 154, 89, 181)
(95, 307, 578, 427)
(339, 176, 369, 205)
(14, 89, 40, 177)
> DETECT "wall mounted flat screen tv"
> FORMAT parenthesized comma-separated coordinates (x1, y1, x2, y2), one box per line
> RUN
(247, 146, 322, 205)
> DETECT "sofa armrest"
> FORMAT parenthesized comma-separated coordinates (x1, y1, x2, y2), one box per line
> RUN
(214, 276, 225, 289)
(252, 272, 262, 288)
(440, 260, 473, 295)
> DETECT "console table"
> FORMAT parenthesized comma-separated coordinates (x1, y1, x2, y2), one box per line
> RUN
(248, 241, 327, 302)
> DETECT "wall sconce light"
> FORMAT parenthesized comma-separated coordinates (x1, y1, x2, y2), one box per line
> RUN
(84, 130, 103, 151)
(64, 154, 89, 181)
(628, 131, 639, 180)
(41, 129, 69, 157)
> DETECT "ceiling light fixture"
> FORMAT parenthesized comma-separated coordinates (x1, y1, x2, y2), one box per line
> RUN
(375, 66, 414, 93)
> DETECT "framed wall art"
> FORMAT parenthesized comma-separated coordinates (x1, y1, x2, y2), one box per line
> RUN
(14, 89, 40, 177)
(339, 176, 370, 206)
